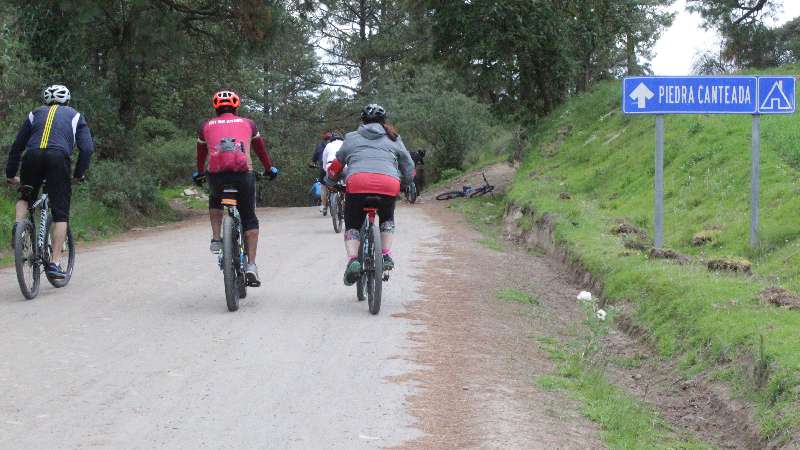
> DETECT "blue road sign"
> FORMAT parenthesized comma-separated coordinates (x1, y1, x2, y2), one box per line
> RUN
(623, 76, 758, 115)
(758, 76, 796, 114)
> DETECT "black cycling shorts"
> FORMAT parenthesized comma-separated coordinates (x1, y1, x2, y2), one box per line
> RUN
(19, 149, 71, 222)
(344, 193, 396, 230)
(208, 171, 259, 231)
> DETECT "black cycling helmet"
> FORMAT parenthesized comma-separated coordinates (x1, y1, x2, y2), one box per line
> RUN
(330, 132, 344, 141)
(361, 103, 386, 123)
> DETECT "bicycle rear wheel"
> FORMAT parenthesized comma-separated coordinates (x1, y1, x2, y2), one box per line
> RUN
(367, 224, 383, 315)
(330, 192, 343, 233)
(407, 182, 418, 204)
(436, 191, 463, 201)
(45, 218, 75, 288)
(14, 219, 40, 300)
(222, 215, 240, 312)
(356, 221, 366, 302)
(469, 185, 495, 198)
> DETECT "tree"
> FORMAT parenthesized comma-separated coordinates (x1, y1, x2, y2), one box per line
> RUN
(687, 0, 781, 68)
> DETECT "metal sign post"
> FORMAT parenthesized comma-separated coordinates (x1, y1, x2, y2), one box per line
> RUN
(751, 115, 760, 247)
(655, 115, 665, 248)
(623, 75, 796, 249)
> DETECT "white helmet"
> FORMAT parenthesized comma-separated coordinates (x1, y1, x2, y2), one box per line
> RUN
(43, 85, 71, 105)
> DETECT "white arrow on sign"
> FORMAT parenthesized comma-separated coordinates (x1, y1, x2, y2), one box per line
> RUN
(629, 82, 655, 109)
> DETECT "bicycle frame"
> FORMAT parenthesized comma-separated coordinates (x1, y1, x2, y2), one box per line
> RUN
(32, 194, 49, 259)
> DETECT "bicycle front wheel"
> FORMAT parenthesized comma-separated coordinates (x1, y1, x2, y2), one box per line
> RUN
(14, 219, 40, 300)
(367, 224, 383, 315)
(330, 192, 343, 233)
(45, 218, 75, 288)
(469, 185, 495, 198)
(222, 215, 240, 312)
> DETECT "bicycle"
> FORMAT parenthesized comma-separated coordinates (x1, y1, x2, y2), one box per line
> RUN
(13, 182, 75, 299)
(202, 170, 277, 312)
(435, 171, 494, 200)
(353, 197, 390, 315)
(328, 181, 346, 233)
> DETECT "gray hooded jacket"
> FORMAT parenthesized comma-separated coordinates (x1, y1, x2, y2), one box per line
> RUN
(336, 123, 415, 185)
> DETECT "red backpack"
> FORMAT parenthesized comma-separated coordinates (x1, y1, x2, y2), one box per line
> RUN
(202, 114, 253, 173)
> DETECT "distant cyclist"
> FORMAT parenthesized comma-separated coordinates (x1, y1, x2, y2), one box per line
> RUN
(4, 84, 94, 279)
(309, 132, 331, 214)
(193, 90, 277, 286)
(322, 132, 344, 174)
(326, 104, 414, 285)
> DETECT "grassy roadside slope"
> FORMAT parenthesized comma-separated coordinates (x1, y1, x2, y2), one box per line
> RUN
(509, 65, 800, 441)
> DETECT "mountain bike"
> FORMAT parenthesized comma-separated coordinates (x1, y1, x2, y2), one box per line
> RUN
(13, 183, 75, 300)
(355, 197, 389, 315)
(204, 170, 277, 312)
(435, 171, 494, 200)
(329, 181, 345, 233)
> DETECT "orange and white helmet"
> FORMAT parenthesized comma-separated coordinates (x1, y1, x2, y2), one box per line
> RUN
(212, 90, 241, 109)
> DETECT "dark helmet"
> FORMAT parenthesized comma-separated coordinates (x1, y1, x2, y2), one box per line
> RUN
(361, 103, 386, 123)
(330, 132, 344, 141)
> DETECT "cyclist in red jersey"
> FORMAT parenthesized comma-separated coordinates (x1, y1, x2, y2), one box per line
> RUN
(193, 90, 277, 286)
(326, 104, 414, 285)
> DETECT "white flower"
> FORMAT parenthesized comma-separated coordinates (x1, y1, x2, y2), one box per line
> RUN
(596, 309, 607, 321)
(577, 291, 593, 302)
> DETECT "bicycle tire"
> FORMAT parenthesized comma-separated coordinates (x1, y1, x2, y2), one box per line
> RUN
(45, 218, 75, 288)
(436, 191, 464, 201)
(222, 215, 240, 312)
(407, 182, 418, 204)
(367, 224, 383, 315)
(469, 185, 495, 198)
(356, 220, 367, 302)
(14, 219, 40, 300)
(330, 192, 343, 233)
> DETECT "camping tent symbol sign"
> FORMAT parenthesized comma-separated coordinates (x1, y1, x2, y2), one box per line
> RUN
(758, 77, 796, 114)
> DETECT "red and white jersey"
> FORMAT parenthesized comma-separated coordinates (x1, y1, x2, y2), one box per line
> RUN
(197, 113, 259, 173)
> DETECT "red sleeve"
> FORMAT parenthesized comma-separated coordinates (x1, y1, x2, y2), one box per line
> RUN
(196, 141, 208, 173)
(327, 159, 343, 179)
(252, 135, 272, 170)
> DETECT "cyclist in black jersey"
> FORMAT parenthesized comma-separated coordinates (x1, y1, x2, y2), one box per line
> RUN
(5, 85, 94, 279)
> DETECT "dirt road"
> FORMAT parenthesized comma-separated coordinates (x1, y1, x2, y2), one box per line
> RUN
(0, 204, 600, 449)
(0, 207, 444, 449)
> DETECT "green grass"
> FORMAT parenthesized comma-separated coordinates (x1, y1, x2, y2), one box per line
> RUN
(509, 63, 800, 439)
(448, 196, 506, 251)
(535, 305, 710, 449)
(497, 287, 540, 305)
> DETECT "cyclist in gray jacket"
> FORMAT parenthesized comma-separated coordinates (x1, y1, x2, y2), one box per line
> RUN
(326, 104, 414, 285)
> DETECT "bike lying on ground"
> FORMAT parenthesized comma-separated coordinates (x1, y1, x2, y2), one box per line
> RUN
(435, 171, 495, 200)
(13, 183, 75, 299)
(354, 197, 390, 315)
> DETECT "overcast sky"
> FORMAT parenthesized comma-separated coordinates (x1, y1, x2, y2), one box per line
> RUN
(651, 0, 800, 75)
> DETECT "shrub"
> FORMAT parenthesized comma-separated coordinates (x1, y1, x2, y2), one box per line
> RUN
(133, 136, 195, 186)
(83, 160, 165, 218)
(381, 65, 499, 180)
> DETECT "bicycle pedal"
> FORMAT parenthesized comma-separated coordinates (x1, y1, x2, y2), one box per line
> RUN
(382, 272, 390, 281)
